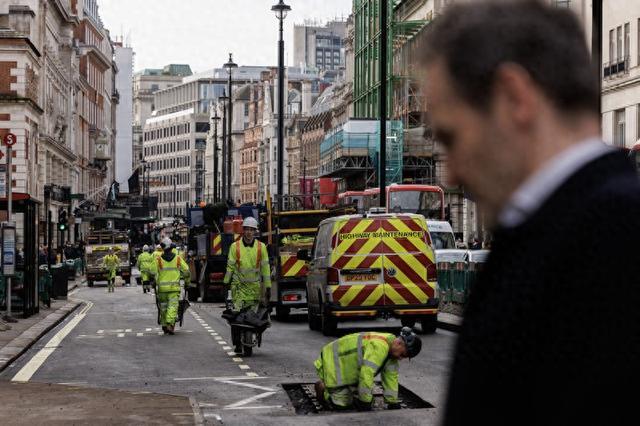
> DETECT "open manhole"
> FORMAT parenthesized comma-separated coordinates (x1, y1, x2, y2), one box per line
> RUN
(282, 382, 433, 415)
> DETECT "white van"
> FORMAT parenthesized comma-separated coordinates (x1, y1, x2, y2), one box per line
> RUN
(426, 220, 456, 250)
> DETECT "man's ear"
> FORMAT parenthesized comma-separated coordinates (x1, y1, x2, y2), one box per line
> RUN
(492, 63, 540, 129)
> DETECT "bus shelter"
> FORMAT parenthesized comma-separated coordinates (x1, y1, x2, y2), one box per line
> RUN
(0, 193, 41, 318)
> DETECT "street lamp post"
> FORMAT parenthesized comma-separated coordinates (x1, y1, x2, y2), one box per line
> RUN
(286, 162, 291, 208)
(272, 0, 291, 212)
(224, 53, 238, 204)
(210, 103, 221, 204)
(219, 92, 228, 204)
(302, 156, 307, 210)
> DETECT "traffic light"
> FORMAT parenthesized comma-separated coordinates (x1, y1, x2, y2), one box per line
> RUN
(58, 209, 68, 232)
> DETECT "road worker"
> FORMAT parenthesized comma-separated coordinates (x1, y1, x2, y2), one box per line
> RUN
(153, 244, 163, 259)
(314, 327, 422, 411)
(146, 237, 190, 334)
(223, 216, 271, 353)
(136, 245, 154, 294)
(102, 248, 120, 293)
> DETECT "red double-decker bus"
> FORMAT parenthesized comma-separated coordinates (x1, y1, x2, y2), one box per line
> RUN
(358, 184, 446, 220)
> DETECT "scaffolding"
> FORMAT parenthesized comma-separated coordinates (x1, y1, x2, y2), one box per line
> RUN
(319, 119, 403, 186)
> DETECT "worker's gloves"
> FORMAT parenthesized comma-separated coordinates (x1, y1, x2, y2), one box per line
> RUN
(387, 402, 401, 410)
(354, 398, 372, 411)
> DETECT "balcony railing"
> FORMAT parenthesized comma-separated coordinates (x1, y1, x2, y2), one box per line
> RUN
(603, 56, 630, 79)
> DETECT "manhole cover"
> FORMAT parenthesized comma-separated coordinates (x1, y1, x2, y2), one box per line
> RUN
(282, 382, 433, 415)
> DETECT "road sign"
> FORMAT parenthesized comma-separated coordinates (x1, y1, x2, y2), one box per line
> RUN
(3, 133, 16, 147)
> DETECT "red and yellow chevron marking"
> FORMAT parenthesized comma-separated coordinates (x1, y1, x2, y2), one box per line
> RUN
(328, 217, 436, 308)
(211, 234, 222, 255)
(280, 254, 309, 278)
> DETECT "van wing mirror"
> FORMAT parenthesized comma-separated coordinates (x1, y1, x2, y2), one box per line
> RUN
(297, 249, 311, 261)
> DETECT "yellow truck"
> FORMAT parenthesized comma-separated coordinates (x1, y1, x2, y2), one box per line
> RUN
(85, 231, 130, 287)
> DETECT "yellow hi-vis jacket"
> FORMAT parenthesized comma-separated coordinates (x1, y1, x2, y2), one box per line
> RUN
(315, 332, 400, 404)
(103, 254, 119, 272)
(223, 239, 271, 303)
(136, 252, 154, 281)
(147, 254, 190, 293)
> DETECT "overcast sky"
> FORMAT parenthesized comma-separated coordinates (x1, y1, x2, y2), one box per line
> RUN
(98, 0, 352, 74)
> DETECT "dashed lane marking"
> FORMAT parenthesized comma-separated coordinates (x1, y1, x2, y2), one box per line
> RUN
(117, 333, 125, 337)
(222, 346, 231, 350)
(217, 341, 227, 345)
(136, 333, 143, 337)
(245, 372, 259, 377)
(214, 336, 222, 340)
(232, 357, 243, 362)
(238, 365, 250, 370)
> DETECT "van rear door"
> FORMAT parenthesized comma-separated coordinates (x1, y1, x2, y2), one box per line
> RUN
(379, 216, 436, 306)
(329, 217, 385, 308)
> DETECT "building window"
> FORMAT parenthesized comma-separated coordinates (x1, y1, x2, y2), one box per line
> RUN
(614, 109, 626, 148)
(617, 26, 623, 63)
(624, 22, 630, 63)
(554, 0, 570, 7)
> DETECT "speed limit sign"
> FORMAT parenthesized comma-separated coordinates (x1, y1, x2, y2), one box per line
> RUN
(3, 133, 16, 147)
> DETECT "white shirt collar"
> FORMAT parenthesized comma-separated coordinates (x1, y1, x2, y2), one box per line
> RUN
(498, 138, 612, 228)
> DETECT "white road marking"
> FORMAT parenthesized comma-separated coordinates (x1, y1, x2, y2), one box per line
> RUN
(158, 331, 164, 335)
(198, 403, 218, 408)
(203, 413, 223, 422)
(222, 346, 231, 350)
(238, 365, 250, 370)
(125, 329, 132, 332)
(245, 372, 259, 377)
(116, 329, 124, 332)
(173, 376, 266, 381)
(12, 301, 93, 382)
(232, 357, 243, 362)
(218, 341, 227, 345)
(117, 333, 125, 337)
(145, 328, 152, 331)
(214, 336, 222, 340)
(97, 330, 104, 334)
(224, 405, 282, 410)
(227, 351, 236, 356)
(224, 392, 277, 409)
(136, 333, 143, 337)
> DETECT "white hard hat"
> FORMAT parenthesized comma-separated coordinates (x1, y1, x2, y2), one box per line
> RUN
(242, 216, 259, 230)
(156, 244, 162, 250)
(161, 237, 172, 248)
(143, 244, 149, 251)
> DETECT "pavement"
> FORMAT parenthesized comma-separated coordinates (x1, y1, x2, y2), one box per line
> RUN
(0, 279, 463, 425)
(0, 381, 199, 425)
(0, 276, 83, 373)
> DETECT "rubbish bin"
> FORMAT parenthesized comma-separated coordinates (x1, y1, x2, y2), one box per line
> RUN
(64, 260, 76, 282)
(50, 264, 68, 300)
(38, 266, 52, 308)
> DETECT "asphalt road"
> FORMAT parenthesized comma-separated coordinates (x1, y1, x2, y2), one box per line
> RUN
(0, 283, 457, 425)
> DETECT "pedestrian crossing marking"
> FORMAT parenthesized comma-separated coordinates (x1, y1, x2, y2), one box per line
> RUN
(145, 328, 152, 331)
(157, 331, 164, 335)
(125, 329, 132, 332)
(97, 330, 104, 334)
